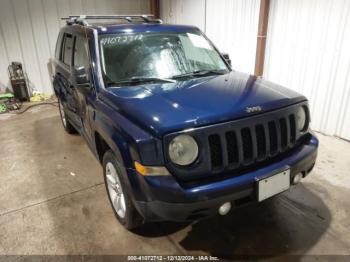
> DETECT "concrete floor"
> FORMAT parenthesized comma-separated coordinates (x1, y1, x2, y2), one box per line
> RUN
(0, 104, 350, 258)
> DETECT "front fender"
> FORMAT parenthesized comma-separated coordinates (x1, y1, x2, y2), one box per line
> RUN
(93, 96, 165, 167)
(93, 98, 164, 201)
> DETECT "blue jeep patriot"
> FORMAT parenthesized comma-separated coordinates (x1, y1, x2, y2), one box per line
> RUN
(53, 15, 318, 229)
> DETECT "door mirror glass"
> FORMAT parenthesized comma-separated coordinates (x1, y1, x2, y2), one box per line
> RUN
(222, 53, 232, 67)
(74, 67, 89, 85)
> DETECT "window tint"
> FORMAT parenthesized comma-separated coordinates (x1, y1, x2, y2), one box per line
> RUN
(63, 34, 73, 66)
(73, 36, 89, 69)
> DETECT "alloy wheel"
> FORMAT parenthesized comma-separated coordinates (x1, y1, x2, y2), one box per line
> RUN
(105, 162, 126, 218)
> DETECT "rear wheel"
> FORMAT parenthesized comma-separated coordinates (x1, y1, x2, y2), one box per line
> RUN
(103, 150, 142, 229)
(58, 100, 77, 134)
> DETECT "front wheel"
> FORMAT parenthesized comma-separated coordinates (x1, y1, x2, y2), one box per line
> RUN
(58, 100, 77, 134)
(103, 150, 142, 229)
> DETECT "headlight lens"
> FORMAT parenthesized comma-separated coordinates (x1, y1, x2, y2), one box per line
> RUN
(169, 134, 198, 166)
(296, 106, 307, 131)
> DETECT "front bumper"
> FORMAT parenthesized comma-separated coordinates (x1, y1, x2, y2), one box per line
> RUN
(127, 133, 318, 222)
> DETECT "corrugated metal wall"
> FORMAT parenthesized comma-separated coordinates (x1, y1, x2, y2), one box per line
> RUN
(160, 0, 260, 74)
(264, 0, 350, 140)
(205, 0, 260, 74)
(160, 0, 206, 30)
(161, 0, 350, 140)
(0, 0, 150, 94)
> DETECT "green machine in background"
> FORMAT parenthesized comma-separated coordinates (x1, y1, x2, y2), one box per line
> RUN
(0, 93, 15, 113)
(1, 61, 30, 113)
(0, 104, 6, 113)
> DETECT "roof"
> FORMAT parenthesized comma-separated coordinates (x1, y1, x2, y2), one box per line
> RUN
(61, 15, 199, 35)
(91, 23, 199, 35)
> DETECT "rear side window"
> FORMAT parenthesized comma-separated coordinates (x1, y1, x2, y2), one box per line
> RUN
(62, 34, 73, 66)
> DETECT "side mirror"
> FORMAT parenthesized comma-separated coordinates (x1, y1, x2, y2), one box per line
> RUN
(222, 53, 232, 67)
(74, 67, 89, 85)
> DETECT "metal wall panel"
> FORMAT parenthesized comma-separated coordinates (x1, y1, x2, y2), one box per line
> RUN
(0, 0, 150, 94)
(205, 0, 260, 74)
(161, 0, 350, 140)
(160, 0, 260, 74)
(160, 0, 206, 31)
(264, 0, 350, 140)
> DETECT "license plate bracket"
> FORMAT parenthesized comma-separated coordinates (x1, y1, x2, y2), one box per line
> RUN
(257, 169, 290, 202)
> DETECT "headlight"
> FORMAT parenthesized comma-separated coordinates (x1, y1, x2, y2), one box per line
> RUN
(296, 106, 307, 131)
(169, 134, 198, 166)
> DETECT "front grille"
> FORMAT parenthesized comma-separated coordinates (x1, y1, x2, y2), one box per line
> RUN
(208, 114, 298, 171)
(163, 103, 309, 182)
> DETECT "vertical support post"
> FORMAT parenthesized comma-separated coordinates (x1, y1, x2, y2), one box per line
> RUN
(254, 0, 270, 76)
(150, 0, 160, 19)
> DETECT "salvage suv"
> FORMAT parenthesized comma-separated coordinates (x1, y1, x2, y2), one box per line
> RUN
(52, 15, 318, 229)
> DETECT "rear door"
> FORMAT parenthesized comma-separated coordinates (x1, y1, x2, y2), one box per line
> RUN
(54, 32, 82, 129)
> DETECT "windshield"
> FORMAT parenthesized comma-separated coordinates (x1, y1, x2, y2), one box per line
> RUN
(99, 31, 229, 85)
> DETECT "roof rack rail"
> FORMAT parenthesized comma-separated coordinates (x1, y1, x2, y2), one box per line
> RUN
(61, 15, 163, 26)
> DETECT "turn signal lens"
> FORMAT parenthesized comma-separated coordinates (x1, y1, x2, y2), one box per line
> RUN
(135, 161, 147, 176)
(134, 161, 171, 176)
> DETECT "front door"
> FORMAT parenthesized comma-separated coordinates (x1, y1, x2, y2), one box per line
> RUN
(71, 34, 95, 143)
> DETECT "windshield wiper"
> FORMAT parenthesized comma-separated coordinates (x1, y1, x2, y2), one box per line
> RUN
(106, 76, 176, 86)
(171, 69, 227, 79)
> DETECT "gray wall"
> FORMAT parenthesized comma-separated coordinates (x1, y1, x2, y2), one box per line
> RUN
(0, 0, 150, 94)
(160, 0, 350, 140)
(264, 0, 350, 140)
(160, 0, 260, 74)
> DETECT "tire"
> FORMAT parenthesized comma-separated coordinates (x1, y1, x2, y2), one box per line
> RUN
(103, 150, 143, 229)
(58, 100, 77, 134)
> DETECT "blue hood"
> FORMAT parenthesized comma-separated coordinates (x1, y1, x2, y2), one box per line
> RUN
(103, 71, 306, 137)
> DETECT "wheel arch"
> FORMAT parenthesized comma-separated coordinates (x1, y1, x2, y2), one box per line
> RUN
(94, 130, 132, 168)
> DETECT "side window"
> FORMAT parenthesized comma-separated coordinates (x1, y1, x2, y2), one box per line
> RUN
(62, 34, 73, 66)
(73, 36, 90, 70)
(55, 32, 63, 59)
